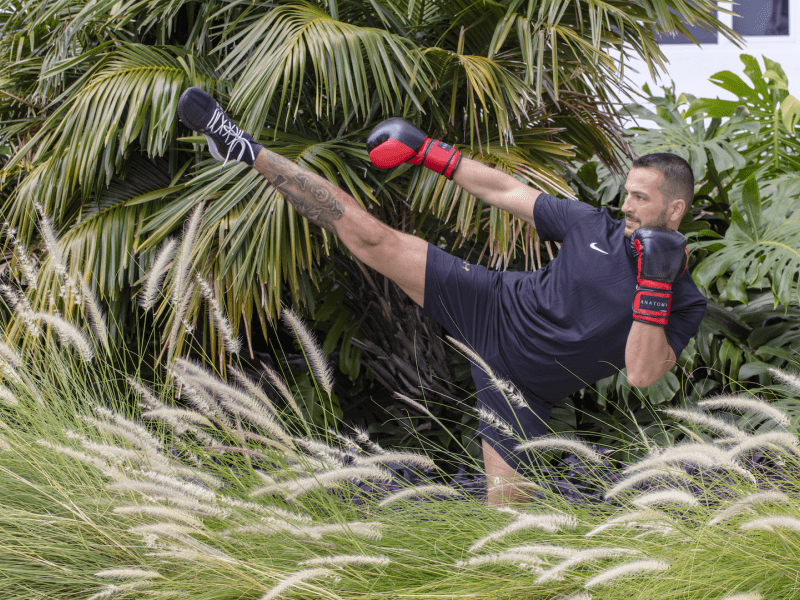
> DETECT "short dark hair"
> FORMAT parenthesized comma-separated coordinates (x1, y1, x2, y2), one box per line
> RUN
(632, 153, 694, 209)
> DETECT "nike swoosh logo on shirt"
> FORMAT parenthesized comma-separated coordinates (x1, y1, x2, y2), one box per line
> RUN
(590, 242, 609, 255)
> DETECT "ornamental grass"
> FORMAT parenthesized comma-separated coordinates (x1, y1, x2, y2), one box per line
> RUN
(1, 213, 798, 600)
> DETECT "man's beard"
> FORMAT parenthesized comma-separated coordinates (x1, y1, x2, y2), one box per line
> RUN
(622, 211, 668, 238)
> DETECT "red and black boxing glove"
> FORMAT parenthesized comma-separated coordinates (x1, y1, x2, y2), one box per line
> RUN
(630, 228, 689, 326)
(366, 118, 462, 179)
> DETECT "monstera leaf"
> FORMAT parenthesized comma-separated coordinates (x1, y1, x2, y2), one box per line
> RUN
(692, 176, 800, 307)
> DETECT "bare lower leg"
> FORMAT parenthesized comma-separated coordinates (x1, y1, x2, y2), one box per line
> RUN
(483, 439, 532, 507)
(251, 149, 428, 305)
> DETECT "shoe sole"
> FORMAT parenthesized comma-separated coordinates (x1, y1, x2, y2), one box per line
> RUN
(177, 89, 225, 163)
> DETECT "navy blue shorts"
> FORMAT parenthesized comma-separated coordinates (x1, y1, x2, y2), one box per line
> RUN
(421, 243, 553, 473)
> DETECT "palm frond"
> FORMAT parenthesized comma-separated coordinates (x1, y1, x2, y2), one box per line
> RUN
(218, 3, 432, 132)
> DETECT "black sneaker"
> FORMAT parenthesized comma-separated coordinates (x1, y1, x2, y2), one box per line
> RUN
(177, 87, 263, 166)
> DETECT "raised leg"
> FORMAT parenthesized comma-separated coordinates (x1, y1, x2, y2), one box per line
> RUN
(252, 149, 429, 306)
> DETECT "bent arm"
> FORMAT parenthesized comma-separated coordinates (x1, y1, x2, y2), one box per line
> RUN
(452, 157, 542, 227)
(625, 321, 676, 388)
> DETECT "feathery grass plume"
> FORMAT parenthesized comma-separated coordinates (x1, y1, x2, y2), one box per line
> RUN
(196, 275, 241, 353)
(296, 437, 349, 465)
(298, 554, 390, 568)
(584, 509, 670, 537)
(229, 364, 278, 415)
(169, 371, 229, 426)
(0, 284, 40, 336)
(739, 515, 800, 532)
(281, 465, 395, 500)
(106, 480, 226, 517)
(727, 431, 800, 457)
(94, 569, 161, 580)
(0, 340, 22, 369)
(469, 513, 578, 552)
(455, 552, 543, 572)
(661, 407, 747, 439)
(326, 428, 363, 454)
(76, 272, 109, 354)
(225, 520, 314, 540)
(92, 406, 163, 452)
(624, 443, 753, 481)
(261, 361, 305, 421)
(770, 367, 800, 393)
(394, 391, 436, 417)
(259, 568, 340, 600)
(174, 359, 285, 432)
(583, 559, 669, 588)
(476, 406, 516, 439)
(86, 581, 152, 600)
(631, 489, 699, 508)
(515, 435, 603, 463)
(0, 384, 18, 407)
(219, 497, 312, 522)
(698, 395, 790, 428)
(34, 203, 67, 278)
(134, 524, 238, 564)
(126, 376, 164, 411)
(536, 547, 642, 584)
(31, 311, 94, 361)
(78, 438, 155, 468)
(353, 451, 437, 471)
(446, 336, 496, 378)
(378, 484, 461, 506)
(228, 403, 293, 447)
(0, 434, 10, 451)
(504, 543, 579, 560)
(3, 222, 39, 288)
(142, 407, 214, 430)
(36, 439, 123, 479)
(140, 237, 178, 310)
(721, 593, 762, 600)
(129, 522, 203, 538)
(173, 203, 204, 306)
(139, 470, 217, 503)
(281, 308, 333, 396)
(604, 467, 693, 499)
(304, 521, 383, 541)
(166, 281, 197, 352)
(489, 376, 527, 408)
(113, 505, 204, 527)
(709, 491, 791, 525)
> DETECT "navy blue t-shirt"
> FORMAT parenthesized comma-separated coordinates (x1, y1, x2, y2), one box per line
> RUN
(492, 193, 707, 402)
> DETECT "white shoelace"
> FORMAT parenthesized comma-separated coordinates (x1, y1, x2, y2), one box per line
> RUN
(206, 107, 255, 166)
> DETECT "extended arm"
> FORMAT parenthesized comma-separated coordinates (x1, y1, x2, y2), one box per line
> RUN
(625, 321, 676, 388)
(366, 119, 541, 227)
(451, 157, 542, 228)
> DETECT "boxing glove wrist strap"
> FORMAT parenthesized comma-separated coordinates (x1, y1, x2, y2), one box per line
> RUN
(410, 138, 462, 179)
(632, 283, 672, 326)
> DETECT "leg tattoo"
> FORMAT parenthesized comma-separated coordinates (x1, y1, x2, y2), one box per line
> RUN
(254, 150, 349, 235)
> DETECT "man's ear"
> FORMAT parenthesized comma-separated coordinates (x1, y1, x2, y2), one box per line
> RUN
(668, 198, 686, 226)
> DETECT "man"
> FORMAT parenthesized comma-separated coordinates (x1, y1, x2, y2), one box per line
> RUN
(177, 88, 707, 506)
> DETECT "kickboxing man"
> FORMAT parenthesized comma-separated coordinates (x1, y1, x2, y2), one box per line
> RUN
(177, 87, 707, 506)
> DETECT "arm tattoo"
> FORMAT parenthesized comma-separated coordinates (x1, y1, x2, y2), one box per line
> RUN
(255, 152, 346, 235)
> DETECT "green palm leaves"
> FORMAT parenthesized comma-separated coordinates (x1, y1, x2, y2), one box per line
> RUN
(0, 0, 738, 354)
(221, 3, 430, 132)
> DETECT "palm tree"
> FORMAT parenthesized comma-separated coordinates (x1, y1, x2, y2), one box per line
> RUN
(0, 0, 735, 363)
